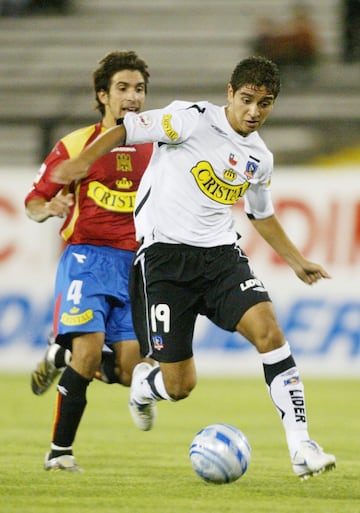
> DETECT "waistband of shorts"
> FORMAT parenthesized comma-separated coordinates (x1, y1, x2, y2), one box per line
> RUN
(65, 243, 135, 257)
(146, 242, 235, 255)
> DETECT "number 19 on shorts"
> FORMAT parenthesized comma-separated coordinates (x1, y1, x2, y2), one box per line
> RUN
(150, 304, 170, 333)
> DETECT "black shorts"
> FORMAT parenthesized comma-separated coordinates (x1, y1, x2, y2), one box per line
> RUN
(128, 242, 271, 363)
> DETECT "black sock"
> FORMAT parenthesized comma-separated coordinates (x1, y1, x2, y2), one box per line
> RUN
(263, 354, 296, 386)
(99, 351, 120, 384)
(50, 366, 90, 456)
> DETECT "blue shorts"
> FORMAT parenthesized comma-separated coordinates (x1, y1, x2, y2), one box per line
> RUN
(54, 244, 136, 348)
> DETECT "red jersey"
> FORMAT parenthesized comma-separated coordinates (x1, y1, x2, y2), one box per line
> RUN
(25, 123, 153, 251)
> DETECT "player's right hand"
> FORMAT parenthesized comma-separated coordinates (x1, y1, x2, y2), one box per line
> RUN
(46, 192, 74, 218)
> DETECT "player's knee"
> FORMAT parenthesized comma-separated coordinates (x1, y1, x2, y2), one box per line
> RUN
(166, 378, 197, 401)
(254, 323, 285, 353)
(168, 388, 192, 401)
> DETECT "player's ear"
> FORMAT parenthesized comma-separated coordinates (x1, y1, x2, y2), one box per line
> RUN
(97, 89, 108, 106)
(227, 83, 234, 98)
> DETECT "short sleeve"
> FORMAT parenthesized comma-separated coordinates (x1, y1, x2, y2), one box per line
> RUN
(123, 102, 205, 145)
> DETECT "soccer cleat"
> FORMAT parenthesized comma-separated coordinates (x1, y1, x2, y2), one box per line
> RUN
(129, 362, 157, 431)
(31, 346, 61, 395)
(292, 440, 336, 480)
(44, 452, 83, 472)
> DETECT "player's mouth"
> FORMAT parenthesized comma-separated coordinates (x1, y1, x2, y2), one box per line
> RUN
(245, 119, 259, 129)
(122, 106, 140, 114)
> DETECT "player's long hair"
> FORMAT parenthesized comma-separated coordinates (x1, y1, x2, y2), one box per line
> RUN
(93, 50, 150, 116)
(230, 56, 281, 98)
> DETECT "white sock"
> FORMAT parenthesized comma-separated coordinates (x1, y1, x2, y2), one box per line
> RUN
(262, 342, 310, 458)
(136, 367, 172, 403)
(51, 443, 72, 451)
(152, 369, 173, 401)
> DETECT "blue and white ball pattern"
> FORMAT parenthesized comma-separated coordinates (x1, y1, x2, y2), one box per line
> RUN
(189, 423, 251, 484)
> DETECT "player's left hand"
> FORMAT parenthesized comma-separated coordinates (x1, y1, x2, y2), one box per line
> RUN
(294, 261, 331, 285)
(51, 157, 90, 184)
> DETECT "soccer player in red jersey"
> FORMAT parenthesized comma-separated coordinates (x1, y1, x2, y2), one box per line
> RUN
(25, 50, 154, 472)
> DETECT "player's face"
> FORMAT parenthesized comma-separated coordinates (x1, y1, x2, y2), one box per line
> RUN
(98, 69, 146, 127)
(225, 84, 275, 136)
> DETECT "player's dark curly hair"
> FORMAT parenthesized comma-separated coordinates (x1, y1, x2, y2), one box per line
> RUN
(93, 50, 150, 115)
(229, 56, 281, 98)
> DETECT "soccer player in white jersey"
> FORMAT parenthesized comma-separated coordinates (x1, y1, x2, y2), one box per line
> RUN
(52, 56, 336, 479)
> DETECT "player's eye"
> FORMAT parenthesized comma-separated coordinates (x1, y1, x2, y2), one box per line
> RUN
(260, 98, 274, 108)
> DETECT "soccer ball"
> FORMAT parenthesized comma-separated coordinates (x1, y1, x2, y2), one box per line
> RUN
(189, 423, 251, 484)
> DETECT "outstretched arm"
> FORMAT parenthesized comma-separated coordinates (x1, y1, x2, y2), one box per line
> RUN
(250, 214, 331, 285)
(51, 124, 126, 184)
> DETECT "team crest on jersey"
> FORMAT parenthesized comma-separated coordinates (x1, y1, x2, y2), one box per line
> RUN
(229, 153, 237, 166)
(116, 153, 133, 172)
(244, 160, 258, 179)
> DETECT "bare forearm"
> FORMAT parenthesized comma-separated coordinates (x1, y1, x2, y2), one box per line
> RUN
(26, 198, 52, 222)
(51, 125, 126, 184)
(78, 124, 125, 166)
(250, 215, 305, 268)
(250, 214, 330, 284)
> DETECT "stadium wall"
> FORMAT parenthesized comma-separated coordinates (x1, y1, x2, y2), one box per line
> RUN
(0, 167, 359, 377)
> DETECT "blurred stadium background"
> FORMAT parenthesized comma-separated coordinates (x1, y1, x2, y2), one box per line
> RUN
(1, 0, 360, 165)
(0, 0, 359, 376)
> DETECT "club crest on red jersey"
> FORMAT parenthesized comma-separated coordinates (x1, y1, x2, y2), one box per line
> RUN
(116, 153, 133, 172)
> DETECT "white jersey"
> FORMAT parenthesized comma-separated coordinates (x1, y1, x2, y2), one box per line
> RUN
(123, 100, 275, 248)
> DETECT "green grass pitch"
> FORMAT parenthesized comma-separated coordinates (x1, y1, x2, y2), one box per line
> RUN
(1, 374, 359, 513)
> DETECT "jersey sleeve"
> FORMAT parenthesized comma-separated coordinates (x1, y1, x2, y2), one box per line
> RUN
(123, 101, 205, 145)
(244, 181, 275, 219)
(243, 149, 275, 220)
(25, 124, 99, 206)
(24, 140, 70, 205)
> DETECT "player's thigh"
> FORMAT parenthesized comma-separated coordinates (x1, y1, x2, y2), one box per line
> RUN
(112, 339, 142, 385)
(235, 301, 285, 353)
(159, 357, 197, 400)
(204, 244, 271, 331)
